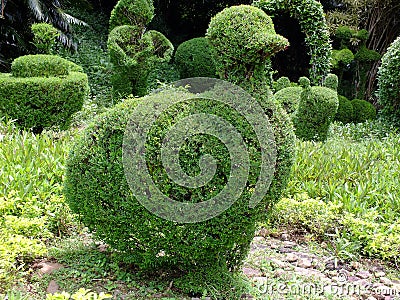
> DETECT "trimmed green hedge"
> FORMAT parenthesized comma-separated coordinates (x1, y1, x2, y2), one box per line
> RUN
(174, 37, 217, 79)
(0, 55, 88, 133)
(352, 99, 376, 123)
(253, 0, 332, 84)
(11, 55, 83, 78)
(0, 72, 88, 132)
(206, 5, 288, 87)
(107, 25, 173, 98)
(292, 74, 339, 142)
(378, 36, 400, 126)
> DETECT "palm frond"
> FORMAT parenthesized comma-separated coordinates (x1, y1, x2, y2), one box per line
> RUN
(27, 0, 45, 21)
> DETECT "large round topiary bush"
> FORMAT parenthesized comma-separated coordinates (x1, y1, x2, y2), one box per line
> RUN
(0, 55, 88, 133)
(378, 36, 400, 126)
(64, 79, 295, 297)
(351, 99, 376, 123)
(174, 37, 217, 79)
(335, 95, 353, 124)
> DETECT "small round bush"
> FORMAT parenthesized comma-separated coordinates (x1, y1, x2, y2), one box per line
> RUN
(354, 46, 380, 62)
(273, 86, 302, 114)
(293, 74, 339, 142)
(378, 36, 400, 125)
(109, 0, 154, 31)
(174, 37, 217, 78)
(335, 95, 353, 124)
(335, 26, 354, 40)
(351, 99, 376, 123)
(274, 76, 291, 92)
(11, 55, 83, 78)
(31, 23, 59, 54)
(64, 86, 295, 296)
(331, 49, 354, 69)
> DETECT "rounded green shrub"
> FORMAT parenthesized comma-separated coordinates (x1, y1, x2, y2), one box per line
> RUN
(0, 55, 88, 133)
(351, 99, 376, 123)
(274, 76, 291, 92)
(31, 23, 59, 54)
(174, 37, 217, 78)
(335, 95, 353, 124)
(335, 26, 354, 40)
(354, 46, 380, 63)
(292, 74, 339, 142)
(64, 84, 295, 296)
(273, 86, 302, 114)
(331, 49, 354, 69)
(109, 0, 154, 31)
(206, 5, 288, 86)
(378, 36, 400, 125)
(11, 54, 83, 78)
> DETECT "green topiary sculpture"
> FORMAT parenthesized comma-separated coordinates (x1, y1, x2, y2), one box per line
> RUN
(108, 0, 174, 99)
(109, 0, 154, 32)
(0, 55, 88, 133)
(292, 74, 339, 142)
(253, 0, 332, 84)
(31, 23, 59, 54)
(206, 5, 289, 89)
(273, 86, 302, 115)
(66, 5, 296, 298)
(108, 25, 173, 98)
(378, 36, 400, 126)
(174, 37, 217, 78)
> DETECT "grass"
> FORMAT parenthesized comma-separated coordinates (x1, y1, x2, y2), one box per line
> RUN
(1, 116, 399, 298)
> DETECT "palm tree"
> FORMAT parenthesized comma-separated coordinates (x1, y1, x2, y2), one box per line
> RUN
(0, 0, 86, 71)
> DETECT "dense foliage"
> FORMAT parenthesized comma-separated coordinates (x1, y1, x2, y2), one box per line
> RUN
(253, 0, 332, 84)
(31, 23, 60, 54)
(0, 121, 74, 291)
(292, 75, 339, 142)
(64, 87, 295, 297)
(174, 37, 217, 78)
(351, 99, 376, 123)
(273, 86, 302, 115)
(108, 25, 173, 98)
(378, 36, 400, 126)
(0, 55, 88, 132)
(107, 0, 173, 98)
(335, 95, 354, 124)
(109, 0, 154, 31)
(11, 54, 82, 77)
(206, 5, 288, 88)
